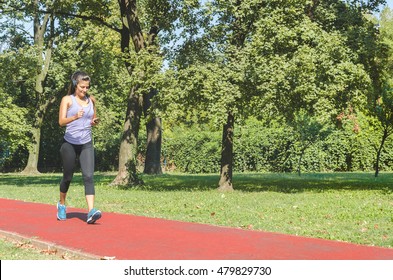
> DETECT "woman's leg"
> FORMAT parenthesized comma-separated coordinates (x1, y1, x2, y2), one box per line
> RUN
(59, 141, 76, 204)
(79, 141, 95, 211)
(80, 141, 101, 223)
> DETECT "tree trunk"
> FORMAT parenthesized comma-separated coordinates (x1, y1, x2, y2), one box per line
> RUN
(21, 7, 53, 174)
(21, 126, 41, 174)
(111, 86, 143, 186)
(375, 128, 389, 177)
(297, 143, 311, 176)
(218, 112, 234, 191)
(297, 150, 304, 176)
(21, 77, 50, 174)
(112, 0, 154, 185)
(143, 89, 162, 174)
(144, 117, 163, 174)
(21, 78, 48, 174)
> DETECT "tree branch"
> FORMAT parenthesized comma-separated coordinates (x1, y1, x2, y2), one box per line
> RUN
(51, 10, 122, 34)
(1, 2, 122, 34)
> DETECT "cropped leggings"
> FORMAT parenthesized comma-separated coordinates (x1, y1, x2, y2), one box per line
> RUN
(60, 140, 95, 195)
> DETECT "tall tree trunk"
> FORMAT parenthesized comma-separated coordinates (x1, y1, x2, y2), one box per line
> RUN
(144, 117, 162, 174)
(112, 0, 153, 185)
(218, 112, 234, 191)
(21, 75, 51, 174)
(375, 128, 389, 177)
(111, 86, 143, 185)
(22, 8, 53, 174)
(143, 89, 162, 174)
(218, 0, 251, 190)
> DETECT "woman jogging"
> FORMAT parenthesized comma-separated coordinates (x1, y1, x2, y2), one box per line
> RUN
(57, 70, 102, 224)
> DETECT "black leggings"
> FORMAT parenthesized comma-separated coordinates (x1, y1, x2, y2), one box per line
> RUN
(60, 140, 95, 195)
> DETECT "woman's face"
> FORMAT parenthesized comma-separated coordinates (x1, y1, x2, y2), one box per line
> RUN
(75, 80, 90, 99)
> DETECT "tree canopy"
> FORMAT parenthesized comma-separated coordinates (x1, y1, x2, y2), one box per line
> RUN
(1, 1, 393, 188)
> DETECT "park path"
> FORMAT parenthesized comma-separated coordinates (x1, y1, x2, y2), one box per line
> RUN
(1, 198, 393, 260)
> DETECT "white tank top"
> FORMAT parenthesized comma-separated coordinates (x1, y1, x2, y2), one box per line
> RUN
(64, 95, 94, 145)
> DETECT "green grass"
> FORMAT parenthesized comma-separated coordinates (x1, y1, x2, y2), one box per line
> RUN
(1, 171, 393, 258)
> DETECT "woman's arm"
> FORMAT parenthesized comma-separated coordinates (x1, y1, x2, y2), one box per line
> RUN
(90, 95, 99, 126)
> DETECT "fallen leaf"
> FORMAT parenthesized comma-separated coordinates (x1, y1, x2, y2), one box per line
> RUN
(62, 254, 71, 260)
(15, 241, 34, 249)
(41, 248, 57, 255)
(101, 256, 116, 260)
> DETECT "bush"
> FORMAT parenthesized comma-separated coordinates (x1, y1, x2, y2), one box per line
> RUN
(162, 125, 221, 173)
(161, 117, 393, 174)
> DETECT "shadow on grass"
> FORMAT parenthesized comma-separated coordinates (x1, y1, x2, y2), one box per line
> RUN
(125, 172, 393, 194)
(0, 174, 62, 187)
(231, 173, 393, 193)
(0, 173, 112, 187)
(2, 172, 393, 194)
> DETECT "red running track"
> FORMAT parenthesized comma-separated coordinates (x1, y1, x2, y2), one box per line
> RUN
(0, 198, 392, 260)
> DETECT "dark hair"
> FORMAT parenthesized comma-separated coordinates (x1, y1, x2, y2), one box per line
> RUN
(67, 71, 91, 95)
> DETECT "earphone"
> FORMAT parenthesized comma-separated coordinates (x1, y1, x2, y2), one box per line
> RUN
(71, 71, 91, 100)
(71, 71, 90, 87)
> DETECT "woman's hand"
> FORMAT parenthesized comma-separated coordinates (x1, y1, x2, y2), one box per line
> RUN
(91, 117, 100, 126)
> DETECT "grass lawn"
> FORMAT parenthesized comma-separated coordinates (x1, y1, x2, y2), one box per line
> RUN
(1, 171, 393, 258)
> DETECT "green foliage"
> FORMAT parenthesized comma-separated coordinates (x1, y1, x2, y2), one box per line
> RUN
(0, 46, 37, 110)
(359, 7, 393, 176)
(245, 3, 371, 121)
(163, 125, 221, 173)
(0, 45, 35, 169)
(0, 90, 31, 157)
(156, 62, 240, 128)
(161, 115, 393, 174)
(233, 118, 293, 172)
(380, 7, 393, 75)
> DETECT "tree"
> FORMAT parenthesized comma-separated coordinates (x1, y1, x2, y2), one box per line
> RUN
(110, 0, 167, 185)
(0, 0, 131, 173)
(0, 1, 103, 174)
(110, 0, 207, 185)
(0, 1, 60, 174)
(158, 0, 378, 190)
(361, 7, 393, 177)
(161, 0, 264, 191)
(1, 0, 178, 180)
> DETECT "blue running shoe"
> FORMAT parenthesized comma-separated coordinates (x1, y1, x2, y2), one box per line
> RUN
(57, 202, 66, 221)
(87, 208, 102, 224)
